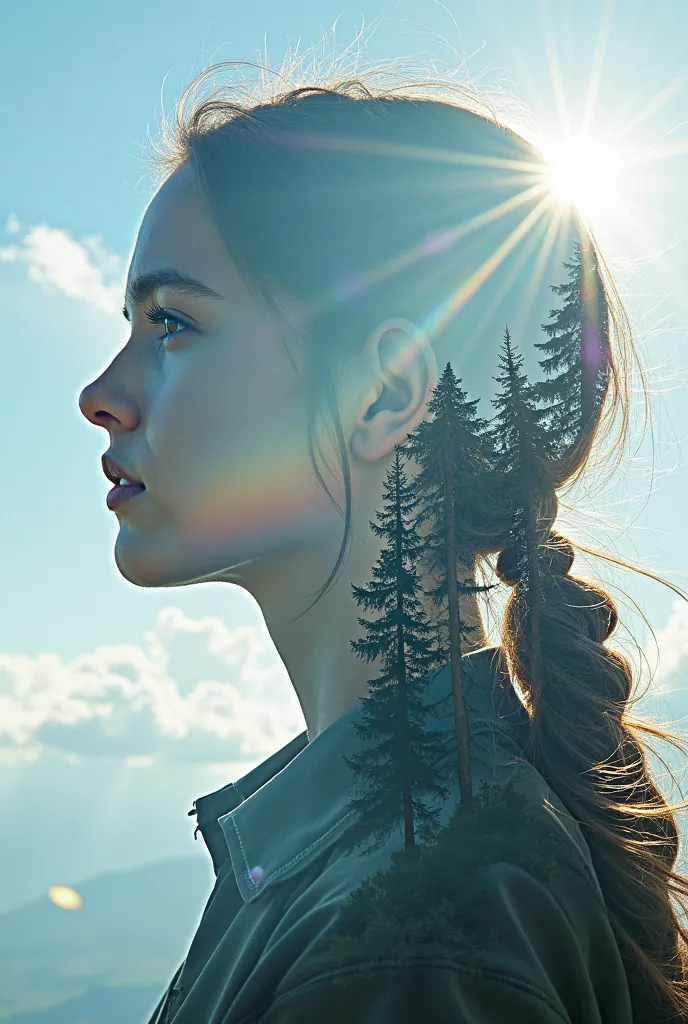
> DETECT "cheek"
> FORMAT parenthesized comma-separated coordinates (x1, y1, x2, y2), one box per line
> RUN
(149, 346, 339, 548)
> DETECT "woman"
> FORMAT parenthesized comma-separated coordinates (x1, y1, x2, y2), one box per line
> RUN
(79, 65, 688, 1023)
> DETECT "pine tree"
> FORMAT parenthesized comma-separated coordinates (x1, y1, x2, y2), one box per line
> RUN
(338, 446, 454, 858)
(534, 241, 609, 453)
(325, 347, 578, 981)
(404, 363, 496, 811)
(489, 327, 551, 693)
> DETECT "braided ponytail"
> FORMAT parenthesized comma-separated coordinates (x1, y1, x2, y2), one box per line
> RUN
(495, 520, 688, 1022)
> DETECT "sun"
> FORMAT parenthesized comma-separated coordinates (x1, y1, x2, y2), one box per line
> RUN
(542, 138, 619, 222)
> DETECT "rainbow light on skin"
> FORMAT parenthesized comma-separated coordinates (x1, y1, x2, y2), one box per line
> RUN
(178, 430, 341, 555)
(420, 193, 553, 342)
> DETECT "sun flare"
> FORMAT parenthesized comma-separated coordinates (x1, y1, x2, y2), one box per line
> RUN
(543, 139, 619, 222)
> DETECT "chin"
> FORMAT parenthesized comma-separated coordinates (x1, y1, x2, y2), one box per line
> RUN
(113, 541, 198, 589)
(113, 535, 248, 590)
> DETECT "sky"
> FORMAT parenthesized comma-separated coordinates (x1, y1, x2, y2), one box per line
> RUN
(2, 0, 688, 914)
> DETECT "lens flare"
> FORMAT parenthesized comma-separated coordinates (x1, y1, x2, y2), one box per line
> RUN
(543, 139, 618, 221)
(48, 885, 83, 910)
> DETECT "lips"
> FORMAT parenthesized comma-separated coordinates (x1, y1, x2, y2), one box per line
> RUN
(106, 480, 146, 511)
(102, 454, 145, 487)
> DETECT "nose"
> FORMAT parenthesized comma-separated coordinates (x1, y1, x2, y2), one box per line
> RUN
(78, 363, 140, 433)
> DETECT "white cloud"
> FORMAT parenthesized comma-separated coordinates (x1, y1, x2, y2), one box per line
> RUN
(0, 219, 126, 317)
(645, 598, 688, 691)
(0, 607, 305, 766)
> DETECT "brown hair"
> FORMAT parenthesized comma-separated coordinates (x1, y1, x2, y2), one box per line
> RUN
(146, 60, 688, 1021)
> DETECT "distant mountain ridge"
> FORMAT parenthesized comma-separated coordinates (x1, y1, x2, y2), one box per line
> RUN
(0, 856, 214, 1023)
(6, 986, 164, 1024)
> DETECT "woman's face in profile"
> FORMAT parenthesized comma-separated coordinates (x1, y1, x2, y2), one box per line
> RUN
(79, 163, 341, 594)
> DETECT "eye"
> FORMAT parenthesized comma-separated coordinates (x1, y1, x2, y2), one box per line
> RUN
(143, 302, 192, 347)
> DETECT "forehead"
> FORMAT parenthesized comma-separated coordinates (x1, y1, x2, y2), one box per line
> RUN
(127, 163, 236, 300)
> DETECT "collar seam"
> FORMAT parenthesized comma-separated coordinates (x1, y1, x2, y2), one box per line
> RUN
(228, 807, 356, 894)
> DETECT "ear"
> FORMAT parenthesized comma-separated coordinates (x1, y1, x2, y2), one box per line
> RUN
(350, 317, 438, 463)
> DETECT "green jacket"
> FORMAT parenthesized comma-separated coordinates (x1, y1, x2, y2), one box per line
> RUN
(147, 646, 633, 1023)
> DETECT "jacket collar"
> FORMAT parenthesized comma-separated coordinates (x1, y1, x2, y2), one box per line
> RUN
(191, 645, 529, 903)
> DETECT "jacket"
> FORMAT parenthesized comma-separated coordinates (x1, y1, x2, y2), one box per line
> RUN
(146, 645, 634, 1023)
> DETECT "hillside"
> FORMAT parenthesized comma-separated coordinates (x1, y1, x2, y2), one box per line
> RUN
(0, 857, 214, 1023)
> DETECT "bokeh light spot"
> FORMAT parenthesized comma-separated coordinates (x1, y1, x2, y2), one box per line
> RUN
(48, 885, 83, 910)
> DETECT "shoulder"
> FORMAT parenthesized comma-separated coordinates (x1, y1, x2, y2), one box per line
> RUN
(249, 956, 577, 1023)
(258, 735, 632, 1023)
(253, 862, 631, 1024)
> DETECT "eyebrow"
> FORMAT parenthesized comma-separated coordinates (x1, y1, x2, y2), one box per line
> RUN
(122, 268, 226, 320)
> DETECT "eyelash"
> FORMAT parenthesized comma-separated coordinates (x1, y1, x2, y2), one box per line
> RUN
(143, 302, 192, 346)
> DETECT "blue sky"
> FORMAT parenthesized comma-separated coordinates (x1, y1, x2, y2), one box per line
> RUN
(2, 0, 688, 914)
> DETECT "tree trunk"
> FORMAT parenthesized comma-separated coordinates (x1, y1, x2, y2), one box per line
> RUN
(396, 480, 416, 848)
(525, 495, 542, 695)
(444, 440, 473, 810)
